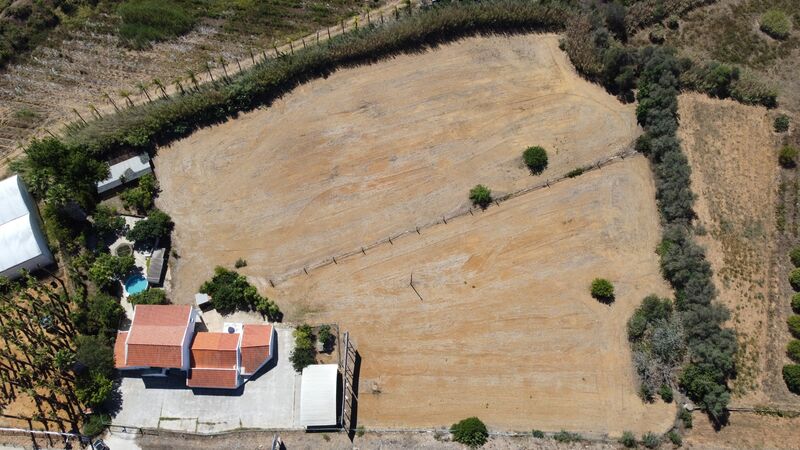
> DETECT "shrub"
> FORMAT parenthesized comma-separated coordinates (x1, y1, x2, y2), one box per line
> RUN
(793, 293, 800, 313)
(659, 384, 674, 403)
(290, 324, 316, 372)
(92, 205, 125, 239)
(780, 146, 799, 169)
(318, 324, 334, 351)
(127, 209, 173, 246)
(590, 278, 614, 303)
(790, 269, 800, 290)
(619, 431, 636, 448)
(450, 417, 488, 448)
(789, 315, 800, 338)
(199, 266, 280, 319)
(784, 364, 800, 394)
(82, 413, 110, 437)
(234, 258, 247, 268)
(469, 184, 492, 208)
(76, 370, 114, 407)
(553, 430, 581, 443)
(522, 146, 548, 174)
(678, 408, 692, 428)
(760, 10, 791, 40)
(89, 253, 135, 289)
(531, 429, 545, 438)
(642, 432, 660, 449)
(566, 167, 584, 178)
(791, 247, 800, 267)
(85, 293, 125, 337)
(775, 115, 790, 133)
(74, 334, 115, 377)
(120, 174, 159, 213)
(788, 340, 800, 363)
(668, 430, 682, 446)
(118, 0, 196, 49)
(128, 288, 168, 305)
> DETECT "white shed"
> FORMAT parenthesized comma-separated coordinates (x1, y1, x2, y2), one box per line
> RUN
(0, 175, 54, 279)
(97, 153, 153, 194)
(299, 364, 339, 427)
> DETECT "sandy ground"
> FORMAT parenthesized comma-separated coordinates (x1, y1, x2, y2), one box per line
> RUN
(155, 33, 640, 304)
(260, 156, 671, 434)
(677, 93, 795, 406)
(685, 412, 800, 449)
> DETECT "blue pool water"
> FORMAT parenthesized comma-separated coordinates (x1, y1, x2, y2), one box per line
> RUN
(125, 274, 148, 295)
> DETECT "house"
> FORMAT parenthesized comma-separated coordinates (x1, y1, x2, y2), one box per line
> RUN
(0, 175, 54, 279)
(97, 153, 153, 195)
(299, 364, 340, 428)
(115, 304, 275, 389)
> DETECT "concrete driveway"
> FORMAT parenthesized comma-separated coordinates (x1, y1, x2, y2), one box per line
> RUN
(112, 327, 301, 433)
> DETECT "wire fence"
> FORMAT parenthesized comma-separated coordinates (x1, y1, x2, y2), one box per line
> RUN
(264, 144, 640, 287)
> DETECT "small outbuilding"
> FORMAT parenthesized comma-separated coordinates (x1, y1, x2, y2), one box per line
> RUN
(0, 175, 54, 279)
(146, 248, 166, 284)
(299, 364, 339, 428)
(97, 153, 153, 194)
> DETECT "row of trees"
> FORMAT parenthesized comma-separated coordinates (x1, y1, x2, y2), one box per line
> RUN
(784, 248, 800, 394)
(199, 267, 280, 320)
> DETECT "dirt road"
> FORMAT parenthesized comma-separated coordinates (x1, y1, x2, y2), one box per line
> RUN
(155, 34, 640, 303)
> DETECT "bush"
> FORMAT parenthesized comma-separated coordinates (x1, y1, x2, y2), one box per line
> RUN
(120, 174, 159, 213)
(234, 258, 247, 268)
(89, 253, 135, 289)
(92, 205, 125, 239)
(788, 340, 800, 363)
(678, 408, 692, 428)
(127, 209, 173, 246)
(566, 167, 584, 178)
(784, 364, 800, 394)
(82, 413, 110, 437)
(450, 417, 488, 448)
(659, 384, 674, 403)
(792, 293, 800, 313)
(118, 0, 196, 49)
(469, 184, 492, 208)
(85, 293, 125, 337)
(619, 431, 636, 448)
(318, 324, 334, 352)
(780, 146, 799, 169)
(590, 278, 615, 303)
(791, 247, 800, 267)
(128, 288, 168, 305)
(790, 269, 800, 290)
(523, 146, 548, 174)
(200, 267, 280, 319)
(74, 334, 114, 377)
(531, 429, 545, 438)
(668, 430, 682, 446)
(760, 10, 791, 40)
(775, 115, 790, 133)
(553, 430, 581, 443)
(642, 432, 660, 449)
(789, 315, 800, 338)
(290, 324, 316, 372)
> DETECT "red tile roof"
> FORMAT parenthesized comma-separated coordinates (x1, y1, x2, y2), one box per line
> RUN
(126, 344, 184, 368)
(190, 332, 239, 369)
(114, 331, 128, 368)
(240, 325, 273, 375)
(122, 305, 193, 369)
(187, 368, 239, 389)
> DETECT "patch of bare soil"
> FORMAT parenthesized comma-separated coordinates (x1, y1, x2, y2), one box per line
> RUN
(269, 157, 673, 434)
(677, 93, 796, 407)
(685, 411, 800, 449)
(155, 33, 640, 305)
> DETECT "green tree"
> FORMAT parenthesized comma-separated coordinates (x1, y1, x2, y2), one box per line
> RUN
(120, 174, 159, 213)
(658, 384, 673, 403)
(788, 315, 800, 338)
(318, 324, 334, 352)
(86, 293, 124, 337)
(469, 184, 492, 208)
(76, 370, 114, 407)
(450, 417, 488, 448)
(200, 267, 280, 320)
(590, 278, 615, 303)
(290, 324, 316, 372)
(787, 340, 800, 363)
(792, 293, 800, 313)
(679, 364, 730, 420)
(127, 209, 173, 246)
(784, 364, 800, 394)
(780, 146, 798, 169)
(92, 205, 125, 239)
(74, 334, 114, 377)
(522, 146, 548, 174)
(89, 253, 135, 289)
(791, 247, 800, 267)
(790, 269, 800, 290)
(619, 431, 636, 448)
(775, 114, 790, 133)
(128, 288, 168, 305)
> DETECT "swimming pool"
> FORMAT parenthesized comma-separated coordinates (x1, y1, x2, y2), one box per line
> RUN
(124, 274, 148, 295)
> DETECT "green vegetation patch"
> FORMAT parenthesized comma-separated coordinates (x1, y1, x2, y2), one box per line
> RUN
(760, 9, 791, 40)
(450, 417, 488, 448)
(118, 0, 196, 50)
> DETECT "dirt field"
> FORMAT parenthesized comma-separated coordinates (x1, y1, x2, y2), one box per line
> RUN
(266, 156, 672, 434)
(677, 93, 796, 406)
(155, 33, 640, 304)
(685, 411, 800, 449)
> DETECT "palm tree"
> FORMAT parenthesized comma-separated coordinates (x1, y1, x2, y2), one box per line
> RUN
(119, 89, 134, 107)
(173, 77, 185, 95)
(102, 92, 120, 112)
(71, 108, 87, 125)
(204, 61, 214, 82)
(218, 56, 228, 80)
(186, 69, 199, 90)
(136, 81, 152, 102)
(152, 78, 168, 98)
(87, 104, 102, 119)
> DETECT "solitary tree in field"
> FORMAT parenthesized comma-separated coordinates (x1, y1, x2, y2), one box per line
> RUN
(136, 81, 152, 102)
(523, 146, 548, 174)
(469, 184, 492, 209)
(590, 278, 615, 303)
(450, 417, 488, 448)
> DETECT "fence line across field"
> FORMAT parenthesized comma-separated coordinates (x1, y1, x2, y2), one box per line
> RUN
(264, 145, 640, 287)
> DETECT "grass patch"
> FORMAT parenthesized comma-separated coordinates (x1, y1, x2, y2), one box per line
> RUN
(760, 9, 791, 40)
(118, 0, 196, 49)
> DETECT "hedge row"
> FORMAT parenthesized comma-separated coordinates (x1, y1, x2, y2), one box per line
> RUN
(636, 47, 737, 422)
(61, 0, 569, 158)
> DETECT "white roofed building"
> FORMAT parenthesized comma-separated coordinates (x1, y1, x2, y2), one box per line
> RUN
(0, 175, 54, 279)
(299, 364, 339, 428)
(97, 153, 153, 194)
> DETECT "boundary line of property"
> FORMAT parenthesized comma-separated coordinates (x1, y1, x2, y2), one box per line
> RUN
(264, 144, 640, 287)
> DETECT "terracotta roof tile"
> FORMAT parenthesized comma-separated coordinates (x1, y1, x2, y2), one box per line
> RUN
(114, 331, 128, 368)
(127, 305, 192, 347)
(242, 324, 273, 347)
(240, 325, 273, 374)
(190, 332, 238, 369)
(125, 343, 183, 368)
(187, 368, 239, 389)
